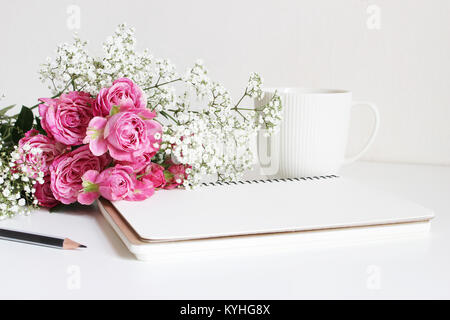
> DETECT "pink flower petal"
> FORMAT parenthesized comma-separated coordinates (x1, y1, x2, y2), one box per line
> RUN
(107, 144, 133, 161)
(85, 117, 108, 155)
(77, 191, 100, 205)
(90, 139, 108, 156)
(126, 179, 155, 201)
(82, 170, 100, 184)
(89, 116, 108, 130)
(137, 108, 156, 120)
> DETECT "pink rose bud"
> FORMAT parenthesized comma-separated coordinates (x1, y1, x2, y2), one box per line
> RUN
(163, 164, 190, 190)
(140, 162, 166, 189)
(34, 174, 60, 208)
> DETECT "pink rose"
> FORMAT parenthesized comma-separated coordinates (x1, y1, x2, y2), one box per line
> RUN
(78, 165, 154, 203)
(83, 108, 162, 162)
(39, 91, 95, 146)
(34, 175, 59, 208)
(18, 129, 70, 174)
(118, 152, 155, 173)
(126, 178, 154, 201)
(98, 165, 136, 201)
(50, 145, 111, 204)
(93, 78, 147, 117)
(141, 163, 166, 189)
(163, 164, 190, 190)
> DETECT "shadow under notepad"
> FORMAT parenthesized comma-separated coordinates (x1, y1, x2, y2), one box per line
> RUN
(93, 205, 136, 261)
(50, 202, 97, 216)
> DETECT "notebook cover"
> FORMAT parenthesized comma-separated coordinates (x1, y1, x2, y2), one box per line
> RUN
(109, 177, 434, 242)
(98, 198, 432, 262)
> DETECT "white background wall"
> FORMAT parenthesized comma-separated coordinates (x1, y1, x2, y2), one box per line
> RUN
(1, 0, 449, 165)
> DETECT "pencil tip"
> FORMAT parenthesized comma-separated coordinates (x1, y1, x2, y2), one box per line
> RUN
(63, 238, 87, 250)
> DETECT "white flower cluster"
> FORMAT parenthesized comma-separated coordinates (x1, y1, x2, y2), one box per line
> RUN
(183, 60, 210, 98)
(155, 73, 278, 186)
(39, 35, 95, 93)
(246, 72, 264, 99)
(39, 24, 283, 186)
(0, 142, 41, 219)
(257, 93, 283, 136)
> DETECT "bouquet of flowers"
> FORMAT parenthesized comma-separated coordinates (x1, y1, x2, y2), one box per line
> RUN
(0, 24, 282, 219)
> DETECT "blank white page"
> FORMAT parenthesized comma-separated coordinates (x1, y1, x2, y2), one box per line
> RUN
(111, 177, 434, 241)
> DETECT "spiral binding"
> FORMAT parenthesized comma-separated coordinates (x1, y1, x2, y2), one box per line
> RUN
(200, 175, 339, 187)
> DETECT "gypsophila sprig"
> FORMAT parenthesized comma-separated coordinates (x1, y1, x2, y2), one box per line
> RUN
(0, 139, 41, 219)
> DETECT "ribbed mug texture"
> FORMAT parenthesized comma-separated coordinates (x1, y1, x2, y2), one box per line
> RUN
(256, 89, 352, 178)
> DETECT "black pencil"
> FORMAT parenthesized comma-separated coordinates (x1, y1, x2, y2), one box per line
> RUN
(0, 228, 87, 250)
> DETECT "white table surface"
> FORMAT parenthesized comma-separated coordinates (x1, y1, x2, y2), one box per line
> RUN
(1, 161, 449, 299)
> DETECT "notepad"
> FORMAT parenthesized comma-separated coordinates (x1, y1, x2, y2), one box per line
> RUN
(99, 176, 434, 261)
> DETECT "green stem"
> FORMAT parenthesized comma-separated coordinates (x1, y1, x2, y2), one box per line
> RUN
(234, 107, 261, 111)
(30, 79, 74, 110)
(234, 89, 248, 109)
(71, 78, 77, 91)
(143, 78, 182, 91)
(234, 109, 247, 120)
(167, 108, 200, 114)
(230, 89, 251, 120)
(160, 110, 179, 125)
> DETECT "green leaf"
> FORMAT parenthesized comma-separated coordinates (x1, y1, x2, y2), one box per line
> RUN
(34, 116, 46, 135)
(0, 104, 16, 116)
(11, 106, 34, 143)
(11, 127, 22, 144)
(109, 105, 120, 116)
(164, 170, 174, 181)
(82, 181, 99, 193)
(0, 125, 11, 140)
(16, 105, 34, 132)
(0, 121, 15, 144)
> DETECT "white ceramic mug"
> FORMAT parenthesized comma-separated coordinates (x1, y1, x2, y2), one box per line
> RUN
(256, 88, 380, 178)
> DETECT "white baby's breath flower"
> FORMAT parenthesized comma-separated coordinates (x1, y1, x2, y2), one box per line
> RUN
(0, 133, 41, 219)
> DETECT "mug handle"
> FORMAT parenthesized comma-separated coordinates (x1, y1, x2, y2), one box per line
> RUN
(344, 101, 380, 165)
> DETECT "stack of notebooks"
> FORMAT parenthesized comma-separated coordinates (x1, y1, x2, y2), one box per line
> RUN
(98, 175, 434, 261)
